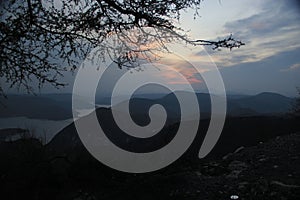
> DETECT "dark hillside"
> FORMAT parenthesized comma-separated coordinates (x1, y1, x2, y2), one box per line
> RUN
(0, 129, 299, 200)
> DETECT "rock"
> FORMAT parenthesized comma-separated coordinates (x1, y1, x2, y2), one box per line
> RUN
(222, 153, 233, 160)
(230, 194, 239, 199)
(234, 146, 245, 154)
(226, 160, 248, 179)
(238, 181, 249, 189)
(270, 181, 300, 188)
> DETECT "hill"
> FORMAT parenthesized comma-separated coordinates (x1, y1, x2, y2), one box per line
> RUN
(0, 95, 72, 120)
(232, 92, 294, 114)
(0, 92, 294, 121)
(46, 108, 300, 161)
(0, 129, 299, 199)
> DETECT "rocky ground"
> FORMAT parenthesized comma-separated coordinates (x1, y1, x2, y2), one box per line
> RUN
(0, 132, 299, 200)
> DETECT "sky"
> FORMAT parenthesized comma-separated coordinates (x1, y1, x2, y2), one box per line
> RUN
(2, 0, 300, 97)
(178, 0, 300, 96)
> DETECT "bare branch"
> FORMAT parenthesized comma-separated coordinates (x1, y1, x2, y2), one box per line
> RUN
(0, 0, 244, 95)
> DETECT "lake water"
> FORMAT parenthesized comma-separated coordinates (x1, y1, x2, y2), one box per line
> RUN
(0, 117, 73, 143)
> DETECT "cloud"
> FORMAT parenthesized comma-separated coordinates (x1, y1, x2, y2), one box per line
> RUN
(193, 0, 300, 67)
(216, 47, 300, 96)
(281, 63, 300, 72)
(289, 63, 300, 70)
(155, 61, 203, 85)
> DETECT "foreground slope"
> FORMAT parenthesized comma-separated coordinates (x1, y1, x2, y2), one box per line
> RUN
(0, 125, 299, 199)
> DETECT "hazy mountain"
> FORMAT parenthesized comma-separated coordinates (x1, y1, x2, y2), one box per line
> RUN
(115, 91, 294, 120)
(96, 92, 175, 105)
(44, 90, 298, 163)
(41, 93, 73, 109)
(46, 107, 180, 156)
(0, 95, 72, 120)
(0, 92, 294, 121)
(232, 92, 294, 114)
(47, 107, 300, 165)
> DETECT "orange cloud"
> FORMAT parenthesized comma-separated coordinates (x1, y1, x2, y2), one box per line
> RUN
(153, 60, 204, 85)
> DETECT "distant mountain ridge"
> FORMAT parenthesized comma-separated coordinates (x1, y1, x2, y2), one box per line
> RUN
(113, 91, 294, 120)
(0, 95, 72, 120)
(0, 92, 295, 120)
(231, 92, 293, 114)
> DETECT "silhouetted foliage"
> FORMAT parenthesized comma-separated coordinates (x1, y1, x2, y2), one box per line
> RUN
(0, 0, 244, 94)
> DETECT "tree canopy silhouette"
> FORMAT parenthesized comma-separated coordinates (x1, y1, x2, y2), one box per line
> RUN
(0, 0, 244, 95)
